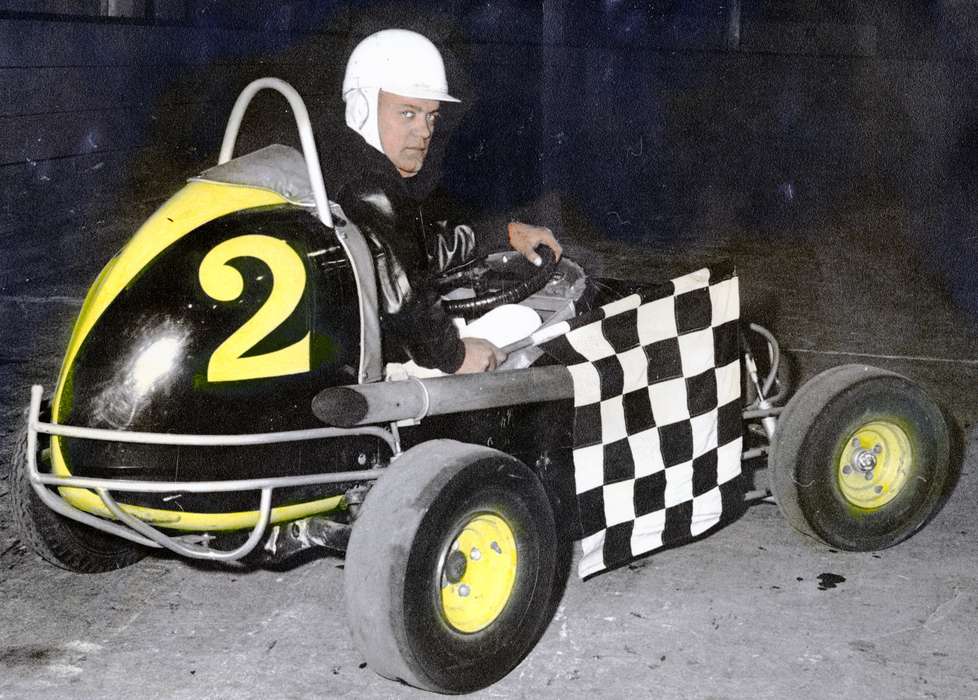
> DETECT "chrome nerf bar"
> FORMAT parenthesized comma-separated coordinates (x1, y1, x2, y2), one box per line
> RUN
(26, 385, 396, 561)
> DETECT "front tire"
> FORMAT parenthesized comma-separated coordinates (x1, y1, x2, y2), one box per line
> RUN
(9, 404, 147, 573)
(769, 365, 953, 551)
(344, 440, 560, 694)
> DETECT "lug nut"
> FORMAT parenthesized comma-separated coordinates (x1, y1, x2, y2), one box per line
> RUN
(864, 471, 874, 481)
(458, 584, 470, 598)
(491, 541, 502, 555)
(874, 485, 883, 494)
(852, 437, 861, 448)
(470, 547, 482, 561)
(842, 464, 853, 475)
(872, 444, 883, 455)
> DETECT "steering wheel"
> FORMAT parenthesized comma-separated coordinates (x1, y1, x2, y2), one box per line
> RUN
(438, 246, 559, 319)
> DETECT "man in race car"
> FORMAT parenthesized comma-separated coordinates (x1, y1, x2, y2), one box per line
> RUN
(323, 29, 562, 374)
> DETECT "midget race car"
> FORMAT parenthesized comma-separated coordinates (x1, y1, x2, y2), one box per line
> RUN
(10, 79, 955, 694)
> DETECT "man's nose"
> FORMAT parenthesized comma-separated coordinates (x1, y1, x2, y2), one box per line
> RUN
(415, 116, 433, 140)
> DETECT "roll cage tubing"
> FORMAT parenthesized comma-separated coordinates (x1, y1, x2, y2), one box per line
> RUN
(23, 81, 786, 563)
(220, 78, 331, 225)
(220, 77, 382, 384)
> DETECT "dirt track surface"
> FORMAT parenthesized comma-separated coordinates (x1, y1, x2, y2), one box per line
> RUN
(2, 201, 978, 698)
(2, 474, 978, 699)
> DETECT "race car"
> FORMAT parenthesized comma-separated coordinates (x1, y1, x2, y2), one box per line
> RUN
(9, 79, 955, 694)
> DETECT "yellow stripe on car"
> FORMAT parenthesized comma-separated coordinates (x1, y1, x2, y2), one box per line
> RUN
(54, 488, 345, 531)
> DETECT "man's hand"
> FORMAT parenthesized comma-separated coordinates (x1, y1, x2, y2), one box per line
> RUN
(456, 337, 506, 374)
(507, 222, 563, 267)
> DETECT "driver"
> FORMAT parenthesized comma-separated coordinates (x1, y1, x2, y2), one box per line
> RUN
(323, 29, 562, 374)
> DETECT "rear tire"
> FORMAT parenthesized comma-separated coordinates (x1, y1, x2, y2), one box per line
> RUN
(769, 365, 953, 551)
(10, 404, 147, 573)
(344, 440, 560, 693)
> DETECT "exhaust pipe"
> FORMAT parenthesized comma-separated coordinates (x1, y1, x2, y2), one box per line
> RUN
(312, 366, 574, 428)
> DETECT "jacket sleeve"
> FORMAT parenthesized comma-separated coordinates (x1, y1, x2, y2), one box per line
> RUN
(337, 180, 466, 374)
(421, 188, 567, 266)
(419, 187, 509, 270)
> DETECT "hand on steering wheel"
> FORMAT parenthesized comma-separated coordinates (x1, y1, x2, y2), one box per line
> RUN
(507, 222, 562, 267)
(440, 245, 559, 319)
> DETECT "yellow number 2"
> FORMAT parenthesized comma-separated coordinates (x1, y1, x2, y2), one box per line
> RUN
(198, 235, 310, 382)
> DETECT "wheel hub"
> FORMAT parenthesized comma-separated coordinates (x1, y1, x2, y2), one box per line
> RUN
(844, 439, 883, 479)
(444, 549, 467, 584)
(439, 513, 518, 634)
(853, 446, 878, 472)
(837, 421, 913, 509)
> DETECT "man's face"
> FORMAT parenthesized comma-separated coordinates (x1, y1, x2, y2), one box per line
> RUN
(377, 90, 440, 178)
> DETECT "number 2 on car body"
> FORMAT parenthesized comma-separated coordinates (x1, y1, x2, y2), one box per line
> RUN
(198, 234, 310, 382)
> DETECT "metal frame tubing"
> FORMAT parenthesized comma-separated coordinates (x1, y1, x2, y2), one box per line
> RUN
(25, 386, 395, 561)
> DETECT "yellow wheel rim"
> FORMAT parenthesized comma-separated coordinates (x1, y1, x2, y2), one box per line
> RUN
(439, 513, 518, 634)
(837, 420, 913, 509)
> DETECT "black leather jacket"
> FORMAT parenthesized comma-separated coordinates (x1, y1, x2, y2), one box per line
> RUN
(323, 132, 497, 373)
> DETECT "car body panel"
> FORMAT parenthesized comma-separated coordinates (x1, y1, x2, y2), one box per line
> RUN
(49, 182, 380, 530)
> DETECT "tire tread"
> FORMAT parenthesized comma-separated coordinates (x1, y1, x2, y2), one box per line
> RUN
(9, 419, 147, 573)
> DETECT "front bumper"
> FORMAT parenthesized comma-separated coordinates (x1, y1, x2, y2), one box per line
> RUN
(24, 385, 397, 562)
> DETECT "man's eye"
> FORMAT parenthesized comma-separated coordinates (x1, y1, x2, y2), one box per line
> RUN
(427, 113, 439, 124)
(401, 111, 415, 119)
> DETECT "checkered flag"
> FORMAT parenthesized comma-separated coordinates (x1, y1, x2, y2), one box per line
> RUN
(540, 265, 743, 577)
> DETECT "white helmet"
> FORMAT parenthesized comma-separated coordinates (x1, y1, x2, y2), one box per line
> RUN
(342, 29, 459, 153)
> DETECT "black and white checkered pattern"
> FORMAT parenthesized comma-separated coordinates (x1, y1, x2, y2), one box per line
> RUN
(541, 266, 743, 577)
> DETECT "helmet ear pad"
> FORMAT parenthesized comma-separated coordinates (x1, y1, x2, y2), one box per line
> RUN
(344, 87, 384, 154)
(346, 89, 370, 129)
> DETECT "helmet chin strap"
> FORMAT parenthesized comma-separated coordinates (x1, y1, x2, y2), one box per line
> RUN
(344, 87, 384, 155)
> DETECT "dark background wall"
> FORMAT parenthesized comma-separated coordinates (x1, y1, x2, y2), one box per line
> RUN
(0, 1, 347, 234)
(2, 0, 977, 308)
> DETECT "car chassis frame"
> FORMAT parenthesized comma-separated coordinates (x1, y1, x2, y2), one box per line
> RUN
(23, 330, 784, 562)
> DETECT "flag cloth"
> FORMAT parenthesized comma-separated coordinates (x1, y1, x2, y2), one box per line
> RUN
(540, 265, 743, 578)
